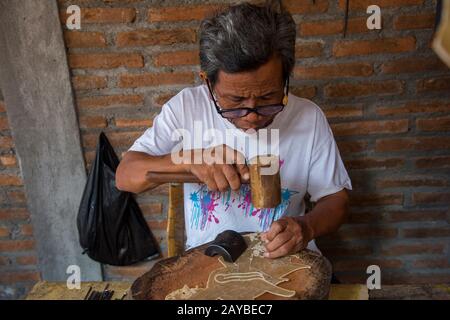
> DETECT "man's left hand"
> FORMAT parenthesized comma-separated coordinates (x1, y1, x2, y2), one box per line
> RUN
(260, 217, 314, 259)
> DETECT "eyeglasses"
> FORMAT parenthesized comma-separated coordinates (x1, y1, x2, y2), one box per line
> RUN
(205, 78, 289, 120)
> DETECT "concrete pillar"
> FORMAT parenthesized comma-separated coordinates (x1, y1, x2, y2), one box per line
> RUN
(0, 0, 102, 281)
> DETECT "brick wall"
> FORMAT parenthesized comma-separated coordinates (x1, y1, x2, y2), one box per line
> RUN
(1, 0, 449, 297)
(57, 0, 450, 285)
(0, 90, 41, 299)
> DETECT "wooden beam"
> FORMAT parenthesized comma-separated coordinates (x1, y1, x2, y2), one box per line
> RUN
(0, 0, 102, 281)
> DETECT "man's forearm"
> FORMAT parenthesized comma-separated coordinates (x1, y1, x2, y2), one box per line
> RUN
(298, 189, 350, 241)
(116, 151, 189, 194)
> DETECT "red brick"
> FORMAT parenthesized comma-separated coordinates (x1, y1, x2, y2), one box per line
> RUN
(72, 76, 107, 90)
(329, 226, 398, 240)
(377, 101, 450, 116)
(416, 116, 450, 132)
(295, 62, 373, 79)
(299, 17, 368, 36)
(403, 227, 450, 238)
(348, 176, 371, 190)
(336, 140, 368, 154)
(347, 211, 383, 224)
(0, 136, 14, 149)
(0, 209, 30, 221)
(69, 53, 143, 69)
(77, 94, 143, 109)
(325, 80, 403, 97)
(351, 193, 404, 206)
(82, 131, 142, 149)
(0, 174, 23, 186)
(295, 42, 324, 58)
(415, 156, 450, 169)
(20, 224, 34, 237)
(380, 243, 445, 256)
(284, 0, 329, 14)
(394, 13, 435, 30)
(417, 76, 450, 93)
(140, 203, 163, 216)
(331, 119, 408, 136)
(0, 155, 17, 167)
(60, 8, 136, 24)
(64, 31, 106, 48)
(153, 50, 199, 67)
(16, 256, 38, 266)
(115, 118, 153, 128)
(413, 259, 450, 269)
(79, 116, 107, 129)
(345, 158, 405, 170)
(290, 86, 317, 99)
(0, 240, 35, 251)
(381, 57, 446, 74)
(320, 245, 373, 257)
(338, 0, 424, 10)
(119, 72, 194, 88)
(333, 259, 403, 272)
(333, 37, 416, 57)
(0, 271, 41, 283)
(376, 137, 450, 152)
(116, 29, 196, 47)
(377, 177, 448, 188)
(148, 4, 222, 22)
(6, 191, 26, 204)
(413, 192, 450, 205)
(153, 92, 176, 107)
(324, 105, 363, 119)
(0, 227, 10, 238)
(147, 220, 167, 230)
(83, 151, 96, 167)
(0, 256, 11, 266)
(0, 116, 9, 130)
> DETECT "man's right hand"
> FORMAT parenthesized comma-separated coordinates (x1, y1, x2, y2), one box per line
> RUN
(187, 144, 249, 192)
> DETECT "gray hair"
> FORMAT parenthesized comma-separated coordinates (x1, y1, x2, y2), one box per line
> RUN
(199, 1, 296, 87)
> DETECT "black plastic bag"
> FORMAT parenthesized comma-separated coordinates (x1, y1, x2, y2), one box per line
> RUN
(77, 132, 159, 266)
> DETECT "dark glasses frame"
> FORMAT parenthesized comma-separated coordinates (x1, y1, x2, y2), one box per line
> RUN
(205, 77, 290, 120)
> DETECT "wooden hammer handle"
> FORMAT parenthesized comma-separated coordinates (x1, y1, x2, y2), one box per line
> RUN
(146, 172, 202, 183)
(146, 171, 250, 184)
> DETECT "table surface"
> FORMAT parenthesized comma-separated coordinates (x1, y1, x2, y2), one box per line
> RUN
(26, 281, 369, 300)
(25, 281, 450, 300)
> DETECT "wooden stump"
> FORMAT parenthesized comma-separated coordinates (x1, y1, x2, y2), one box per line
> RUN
(131, 233, 332, 300)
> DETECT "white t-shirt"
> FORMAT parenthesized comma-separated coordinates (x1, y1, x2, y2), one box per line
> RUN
(129, 85, 352, 252)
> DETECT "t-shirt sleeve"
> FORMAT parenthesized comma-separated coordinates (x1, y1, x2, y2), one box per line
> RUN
(128, 101, 182, 156)
(307, 109, 352, 202)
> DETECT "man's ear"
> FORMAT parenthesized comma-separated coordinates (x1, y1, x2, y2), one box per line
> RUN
(199, 71, 208, 82)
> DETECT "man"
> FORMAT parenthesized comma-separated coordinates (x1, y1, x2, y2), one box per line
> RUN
(116, 1, 351, 259)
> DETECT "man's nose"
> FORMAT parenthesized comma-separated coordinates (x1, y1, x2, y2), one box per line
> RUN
(241, 98, 260, 122)
(246, 98, 257, 108)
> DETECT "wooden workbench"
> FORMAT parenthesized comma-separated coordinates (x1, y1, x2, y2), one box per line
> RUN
(25, 281, 369, 300)
(25, 282, 450, 300)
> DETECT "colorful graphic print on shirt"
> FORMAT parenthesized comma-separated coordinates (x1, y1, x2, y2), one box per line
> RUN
(189, 183, 299, 232)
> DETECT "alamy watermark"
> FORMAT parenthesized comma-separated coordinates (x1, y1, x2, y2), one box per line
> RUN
(66, 5, 81, 30)
(367, 265, 381, 290)
(66, 264, 81, 290)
